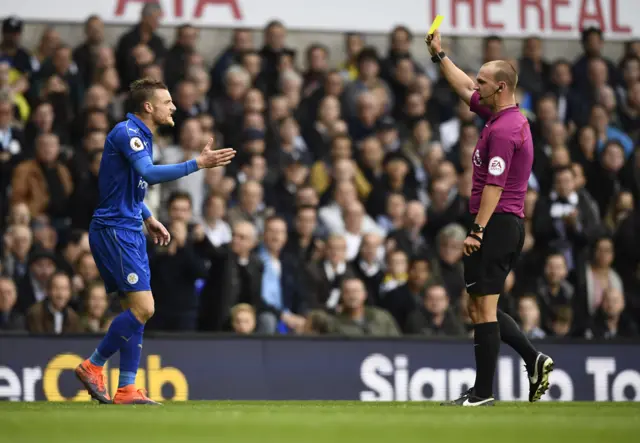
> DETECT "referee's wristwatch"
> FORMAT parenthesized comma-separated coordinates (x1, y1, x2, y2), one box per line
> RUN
(431, 51, 446, 63)
(471, 223, 485, 234)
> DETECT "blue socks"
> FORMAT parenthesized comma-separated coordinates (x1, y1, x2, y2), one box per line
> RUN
(90, 309, 145, 388)
(118, 319, 144, 388)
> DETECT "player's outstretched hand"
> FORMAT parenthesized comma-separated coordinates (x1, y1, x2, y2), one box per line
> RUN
(425, 29, 441, 56)
(196, 138, 236, 169)
(145, 217, 171, 246)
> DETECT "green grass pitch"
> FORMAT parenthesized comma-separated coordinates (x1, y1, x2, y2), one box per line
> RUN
(1, 401, 638, 443)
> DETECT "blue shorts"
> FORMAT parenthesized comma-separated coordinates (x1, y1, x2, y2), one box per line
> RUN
(89, 227, 151, 296)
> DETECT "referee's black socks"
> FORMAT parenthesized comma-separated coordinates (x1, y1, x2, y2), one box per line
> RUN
(497, 309, 539, 369)
(473, 321, 500, 399)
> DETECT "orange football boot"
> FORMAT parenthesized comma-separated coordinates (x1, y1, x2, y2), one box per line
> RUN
(113, 385, 162, 405)
(75, 360, 111, 404)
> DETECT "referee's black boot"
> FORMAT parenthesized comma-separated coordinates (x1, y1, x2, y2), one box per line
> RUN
(527, 352, 554, 402)
(440, 388, 495, 407)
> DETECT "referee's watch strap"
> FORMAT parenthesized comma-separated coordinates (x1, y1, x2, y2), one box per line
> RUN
(431, 51, 446, 63)
(468, 233, 483, 243)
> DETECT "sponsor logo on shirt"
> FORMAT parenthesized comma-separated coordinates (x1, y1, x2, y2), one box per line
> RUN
(473, 149, 482, 167)
(127, 273, 139, 285)
(488, 156, 506, 176)
(130, 137, 144, 152)
(138, 179, 148, 189)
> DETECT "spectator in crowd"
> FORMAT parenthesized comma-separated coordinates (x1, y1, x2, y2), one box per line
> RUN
(339, 33, 364, 82)
(148, 219, 207, 331)
(26, 271, 82, 334)
(230, 303, 257, 335)
(200, 193, 232, 248)
(15, 248, 57, 313)
(407, 283, 463, 336)
(332, 277, 399, 336)
(303, 309, 333, 335)
(2, 223, 32, 282)
(164, 24, 200, 92)
(197, 221, 262, 332)
(116, 3, 166, 89)
(533, 253, 575, 334)
(585, 287, 637, 339)
(79, 280, 113, 333)
(11, 133, 73, 223)
(0, 17, 32, 75)
(306, 234, 355, 311)
(550, 305, 574, 338)
(210, 29, 254, 96)
(379, 256, 433, 332)
(576, 236, 624, 325)
(256, 216, 308, 334)
(572, 27, 618, 94)
(227, 180, 271, 236)
(72, 15, 105, 88)
(532, 166, 600, 273)
(0, 276, 24, 331)
(0, 90, 26, 222)
(350, 233, 385, 305)
(517, 295, 547, 339)
(435, 223, 466, 304)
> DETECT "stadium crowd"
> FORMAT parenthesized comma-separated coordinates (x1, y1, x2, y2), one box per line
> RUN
(0, 5, 639, 339)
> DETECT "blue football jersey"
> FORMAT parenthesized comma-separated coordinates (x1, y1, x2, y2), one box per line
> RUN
(91, 113, 153, 231)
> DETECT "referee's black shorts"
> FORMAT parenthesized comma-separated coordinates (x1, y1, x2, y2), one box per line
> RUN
(463, 212, 525, 296)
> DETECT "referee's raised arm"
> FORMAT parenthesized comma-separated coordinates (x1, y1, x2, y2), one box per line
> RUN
(425, 30, 475, 106)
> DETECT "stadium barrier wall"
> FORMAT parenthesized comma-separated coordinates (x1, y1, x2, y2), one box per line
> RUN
(0, 335, 638, 402)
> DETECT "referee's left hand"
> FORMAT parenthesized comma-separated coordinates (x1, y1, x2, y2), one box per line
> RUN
(464, 233, 483, 256)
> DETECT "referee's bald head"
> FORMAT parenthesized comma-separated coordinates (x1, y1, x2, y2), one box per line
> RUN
(483, 60, 519, 91)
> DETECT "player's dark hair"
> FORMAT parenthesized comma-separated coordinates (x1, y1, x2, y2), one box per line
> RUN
(129, 78, 168, 114)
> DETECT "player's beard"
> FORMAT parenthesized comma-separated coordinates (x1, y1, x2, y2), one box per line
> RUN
(157, 114, 175, 127)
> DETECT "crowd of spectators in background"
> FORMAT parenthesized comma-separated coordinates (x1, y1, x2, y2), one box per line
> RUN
(0, 5, 639, 339)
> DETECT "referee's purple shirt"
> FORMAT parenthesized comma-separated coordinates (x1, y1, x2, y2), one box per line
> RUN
(468, 91, 533, 218)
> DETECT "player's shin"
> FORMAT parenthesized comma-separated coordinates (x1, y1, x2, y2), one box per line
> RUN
(91, 309, 144, 366)
(497, 309, 538, 368)
(471, 295, 500, 400)
(118, 320, 144, 388)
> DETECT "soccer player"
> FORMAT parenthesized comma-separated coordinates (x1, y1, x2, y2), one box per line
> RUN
(425, 31, 553, 406)
(75, 78, 236, 405)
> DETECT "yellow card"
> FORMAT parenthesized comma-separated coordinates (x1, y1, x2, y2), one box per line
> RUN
(428, 14, 444, 35)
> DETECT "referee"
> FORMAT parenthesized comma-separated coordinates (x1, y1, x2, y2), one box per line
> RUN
(426, 30, 554, 406)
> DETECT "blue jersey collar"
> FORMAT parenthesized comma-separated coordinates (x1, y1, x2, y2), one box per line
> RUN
(126, 113, 152, 137)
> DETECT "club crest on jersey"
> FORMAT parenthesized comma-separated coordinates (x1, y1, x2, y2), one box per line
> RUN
(473, 149, 482, 167)
(127, 273, 139, 285)
(130, 137, 144, 152)
(488, 156, 506, 176)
